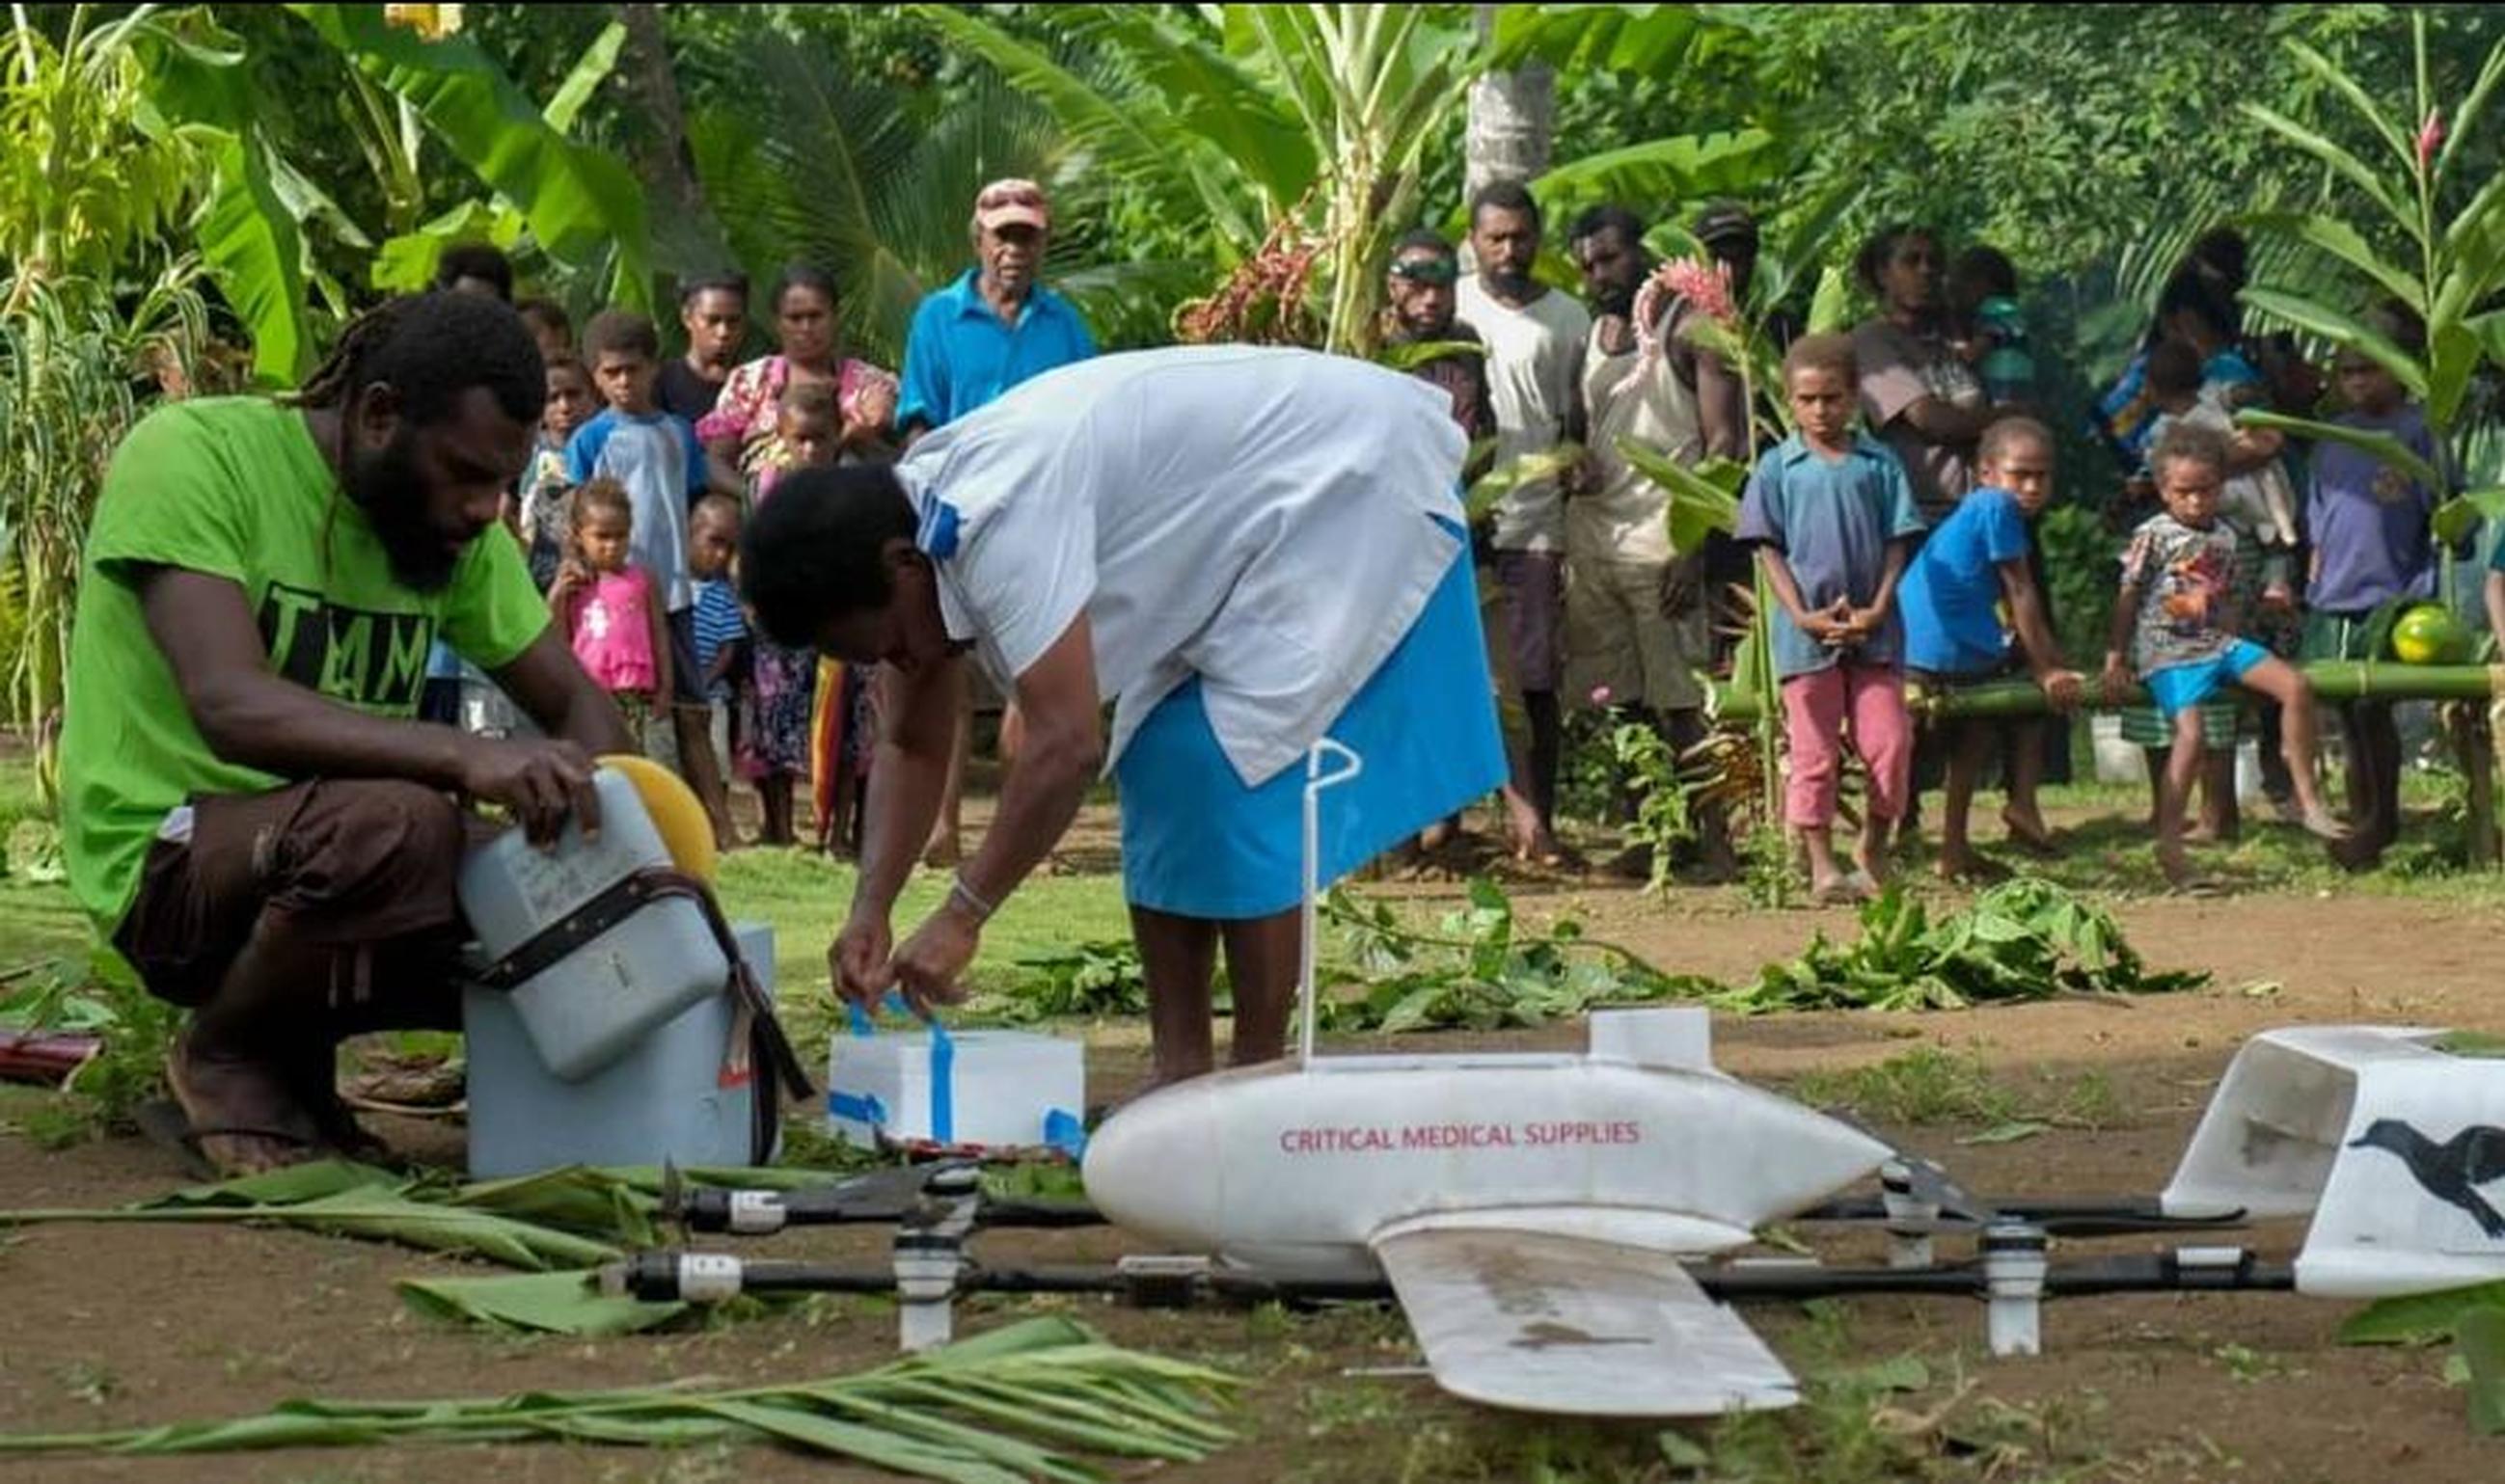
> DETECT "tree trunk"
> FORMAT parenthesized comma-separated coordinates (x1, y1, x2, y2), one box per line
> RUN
(615, 4, 705, 238)
(1462, 4, 1553, 204)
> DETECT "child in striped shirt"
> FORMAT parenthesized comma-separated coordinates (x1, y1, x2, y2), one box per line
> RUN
(687, 495, 748, 850)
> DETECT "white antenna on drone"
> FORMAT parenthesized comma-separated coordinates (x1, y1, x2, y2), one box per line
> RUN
(1298, 739, 1365, 1066)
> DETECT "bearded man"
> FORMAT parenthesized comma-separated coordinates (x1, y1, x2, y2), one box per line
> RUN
(60, 291, 635, 1174)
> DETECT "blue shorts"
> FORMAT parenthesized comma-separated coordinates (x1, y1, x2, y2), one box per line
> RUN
(1113, 523, 1507, 920)
(2144, 639, 2269, 720)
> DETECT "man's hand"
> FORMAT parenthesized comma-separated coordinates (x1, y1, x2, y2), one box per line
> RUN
(2099, 653, 2135, 706)
(549, 558, 591, 607)
(1659, 553, 1706, 618)
(2036, 668, 2086, 710)
(830, 907, 895, 1008)
(888, 902, 980, 1015)
(456, 735, 601, 846)
(1558, 448, 1602, 499)
(843, 381, 899, 450)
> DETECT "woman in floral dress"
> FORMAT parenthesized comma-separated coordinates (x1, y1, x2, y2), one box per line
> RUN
(697, 263, 898, 845)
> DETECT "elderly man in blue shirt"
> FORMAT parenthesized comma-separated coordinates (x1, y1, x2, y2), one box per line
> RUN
(898, 177, 1099, 864)
(899, 178, 1098, 439)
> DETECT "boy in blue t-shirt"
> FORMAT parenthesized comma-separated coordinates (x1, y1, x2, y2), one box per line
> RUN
(1899, 418, 2083, 878)
(567, 310, 719, 799)
(1735, 334, 1928, 903)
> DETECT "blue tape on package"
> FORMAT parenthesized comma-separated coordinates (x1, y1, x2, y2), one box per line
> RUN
(1042, 1107, 1087, 1160)
(926, 1016, 955, 1146)
(828, 1090, 888, 1126)
(841, 993, 953, 1145)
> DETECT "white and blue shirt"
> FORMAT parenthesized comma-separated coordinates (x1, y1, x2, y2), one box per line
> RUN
(897, 345, 1469, 788)
(564, 408, 708, 613)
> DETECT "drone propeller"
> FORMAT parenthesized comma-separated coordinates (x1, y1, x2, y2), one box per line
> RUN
(1895, 1154, 1991, 1226)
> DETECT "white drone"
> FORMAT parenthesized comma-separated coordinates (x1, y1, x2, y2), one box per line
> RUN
(619, 743, 2505, 1418)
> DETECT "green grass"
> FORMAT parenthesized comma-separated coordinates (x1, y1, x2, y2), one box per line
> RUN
(1789, 1045, 2126, 1133)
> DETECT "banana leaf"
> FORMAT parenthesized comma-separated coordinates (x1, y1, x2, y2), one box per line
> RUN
(0, 1160, 863, 1269)
(2466, 1307, 2505, 1436)
(396, 1269, 687, 1336)
(285, 4, 652, 310)
(2342, 1280, 2505, 1344)
(0, 1316, 1240, 1481)
(0, 1186, 618, 1270)
(1615, 440, 1743, 556)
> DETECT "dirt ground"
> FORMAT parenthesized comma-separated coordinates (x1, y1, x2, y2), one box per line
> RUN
(4, 805, 2505, 1481)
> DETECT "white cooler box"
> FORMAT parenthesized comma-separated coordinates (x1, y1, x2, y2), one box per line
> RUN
(465, 922, 776, 1177)
(827, 1022, 1084, 1151)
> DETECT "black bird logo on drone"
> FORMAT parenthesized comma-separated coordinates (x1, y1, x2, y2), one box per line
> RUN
(2349, 1119, 2505, 1238)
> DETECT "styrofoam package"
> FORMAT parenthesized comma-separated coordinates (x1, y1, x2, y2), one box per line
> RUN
(456, 767, 726, 1082)
(465, 922, 776, 1177)
(826, 1027, 1085, 1150)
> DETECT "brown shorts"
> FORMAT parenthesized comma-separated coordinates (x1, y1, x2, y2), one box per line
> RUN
(1491, 549, 1566, 695)
(113, 779, 473, 1014)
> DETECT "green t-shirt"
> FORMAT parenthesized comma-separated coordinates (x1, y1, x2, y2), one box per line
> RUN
(61, 397, 549, 931)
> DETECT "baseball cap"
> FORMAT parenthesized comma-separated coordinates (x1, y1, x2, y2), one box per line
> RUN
(974, 178, 1051, 232)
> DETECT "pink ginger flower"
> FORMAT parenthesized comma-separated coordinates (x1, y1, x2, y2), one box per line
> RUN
(1616, 256, 1742, 403)
(1590, 684, 1615, 707)
(2418, 107, 2445, 172)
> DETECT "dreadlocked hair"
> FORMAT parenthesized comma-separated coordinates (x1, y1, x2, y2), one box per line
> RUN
(286, 292, 545, 427)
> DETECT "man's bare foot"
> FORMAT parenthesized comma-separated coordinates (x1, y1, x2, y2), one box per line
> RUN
(1512, 831, 1582, 870)
(1999, 806, 2058, 857)
(2155, 841, 2203, 891)
(1935, 849, 2008, 883)
(2298, 804, 2351, 843)
(165, 1031, 326, 1177)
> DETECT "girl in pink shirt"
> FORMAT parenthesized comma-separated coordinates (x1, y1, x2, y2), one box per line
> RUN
(551, 478, 675, 753)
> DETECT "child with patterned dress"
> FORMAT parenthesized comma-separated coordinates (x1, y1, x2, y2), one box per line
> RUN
(728, 379, 841, 846)
(514, 355, 597, 593)
(2104, 424, 2344, 890)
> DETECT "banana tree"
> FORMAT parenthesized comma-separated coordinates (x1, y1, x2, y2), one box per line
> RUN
(146, 3, 648, 384)
(2236, 10, 2505, 547)
(916, 3, 1780, 357)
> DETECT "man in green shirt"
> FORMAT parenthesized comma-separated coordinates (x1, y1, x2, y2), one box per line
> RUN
(62, 291, 634, 1175)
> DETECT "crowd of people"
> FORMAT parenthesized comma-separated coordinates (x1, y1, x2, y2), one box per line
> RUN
(56, 158, 2505, 1174)
(422, 179, 1094, 867)
(407, 181, 2486, 905)
(1391, 193, 2485, 900)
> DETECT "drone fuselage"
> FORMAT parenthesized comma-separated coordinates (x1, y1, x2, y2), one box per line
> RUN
(1082, 1033, 1892, 1279)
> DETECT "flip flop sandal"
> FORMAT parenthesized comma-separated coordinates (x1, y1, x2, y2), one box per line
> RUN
(2166, 876, 2232, 899)
(133, 1097, 326, 1181)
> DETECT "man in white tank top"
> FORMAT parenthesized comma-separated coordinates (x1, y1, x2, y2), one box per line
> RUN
(1566, 204, 1755, 879)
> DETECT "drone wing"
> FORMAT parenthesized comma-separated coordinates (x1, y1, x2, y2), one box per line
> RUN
(1370, 1214, 1797, 1417)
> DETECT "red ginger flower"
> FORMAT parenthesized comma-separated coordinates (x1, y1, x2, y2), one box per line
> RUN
(2418, 108, 2445, 172)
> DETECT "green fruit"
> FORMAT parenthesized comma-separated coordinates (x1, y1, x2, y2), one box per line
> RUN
(2391, 603, 2470, 664)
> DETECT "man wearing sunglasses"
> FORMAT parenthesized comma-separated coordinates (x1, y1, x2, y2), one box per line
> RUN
(1383, 230, 1496, 465)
